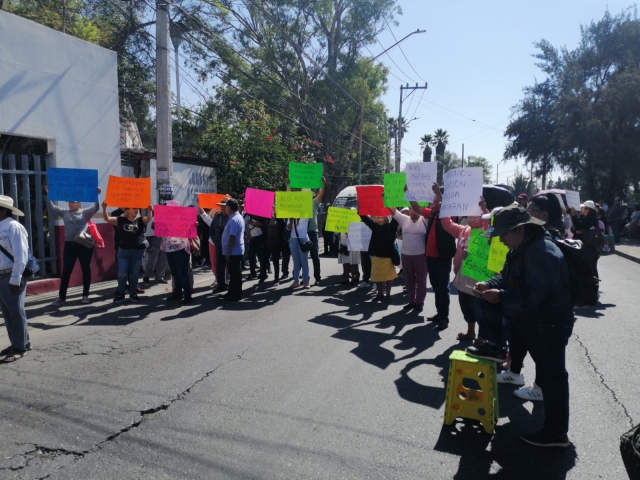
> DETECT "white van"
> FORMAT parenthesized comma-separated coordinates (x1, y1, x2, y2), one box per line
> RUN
(332, 185, 383, 209)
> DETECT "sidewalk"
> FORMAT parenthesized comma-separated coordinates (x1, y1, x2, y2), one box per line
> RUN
(614, 237, 640, 264)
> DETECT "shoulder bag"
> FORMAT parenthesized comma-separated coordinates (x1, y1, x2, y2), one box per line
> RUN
(71, 213, 95, 249)
(293, 220, 313, 253)
(0, 244, 38, 278)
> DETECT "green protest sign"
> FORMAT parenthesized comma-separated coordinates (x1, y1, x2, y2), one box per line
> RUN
(289, 162, 323, 189)
(384, 173, 410, 208)
(460, 229, 495, 282)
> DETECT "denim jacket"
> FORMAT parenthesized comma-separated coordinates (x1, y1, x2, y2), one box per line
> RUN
(485, 228, 574, 324)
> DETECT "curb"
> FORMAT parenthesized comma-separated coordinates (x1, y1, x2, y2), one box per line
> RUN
(614, 250, 640, 265)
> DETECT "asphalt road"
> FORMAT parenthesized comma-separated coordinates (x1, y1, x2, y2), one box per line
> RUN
(0, 253, 637, 479)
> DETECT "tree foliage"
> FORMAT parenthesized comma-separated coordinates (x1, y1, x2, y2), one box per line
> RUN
(465, 156, 492, 183)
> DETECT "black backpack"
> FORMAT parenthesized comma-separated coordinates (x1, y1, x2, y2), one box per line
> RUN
(550, 238, 599, 308)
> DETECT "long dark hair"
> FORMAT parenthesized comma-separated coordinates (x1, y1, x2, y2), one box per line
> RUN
(530, 195, 564, 232)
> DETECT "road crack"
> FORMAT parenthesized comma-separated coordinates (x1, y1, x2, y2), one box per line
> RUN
(574, 334, 634, 427)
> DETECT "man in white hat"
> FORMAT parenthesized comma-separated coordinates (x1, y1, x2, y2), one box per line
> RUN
(0, 195, 31, 363)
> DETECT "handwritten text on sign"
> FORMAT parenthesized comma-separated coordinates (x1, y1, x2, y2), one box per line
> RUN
(105, 175, 151, 209)
(288, 162, 323, 189)
(356, 186, 389, 216)
(244, 188, 275, 218)
(487, 238, 509, 273)
(347, 222, 372, 251)
(460, 229, 495, 282)
(276, 191, 313, 218)
(384, 173, 410, 207)
(404, 162, 437, 203)
(48, 167, 99, 203)
(440, 167, 484, 218)
(154, 205, 198, 238)
(325, 207, 361, 233)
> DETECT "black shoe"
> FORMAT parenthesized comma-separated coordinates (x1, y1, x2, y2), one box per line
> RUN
(521, 431, 570, 448)
(246, 274, 257, 280)
(426, 314, 440, 322)
(413, 305, 424, 313)
(381, 296, 391, 304)
(156, 278, 168, 284)
(130, 294, 141, 303)
(143, 277, 150, 284)
(372, 294, 384, 302)
(165, 294, 183, 301)
(280, 272, 289, 280)
(403, 303, 416, 310)
(113, 293, 126, 304)
(466, 344, 507, 362)
(315, 278, 322, 286)
(212, 285, 228, 293)
(436, 319, 449, 330)
(258, 277, 267, 284)
(136, 286, 145, 294)
(181, 297, 193, 305)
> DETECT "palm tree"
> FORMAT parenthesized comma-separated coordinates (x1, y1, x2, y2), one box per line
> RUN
(419, 134, 433, 162)
(431, 129, 449, 162)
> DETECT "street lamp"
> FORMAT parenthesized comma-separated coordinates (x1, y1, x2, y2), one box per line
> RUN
(357, 29, 425, 185)
(496, 158, 507, 184)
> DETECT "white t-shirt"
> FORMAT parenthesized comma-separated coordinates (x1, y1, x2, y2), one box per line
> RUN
(290, 218, 309, 239)
(392, 211, 428, 255)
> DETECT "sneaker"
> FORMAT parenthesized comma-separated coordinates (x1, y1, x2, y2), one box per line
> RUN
(426, 314, 440, 322)
(520, 430, 570, 448)
(113, 293, 126, 304)
(136, 286, 144, 294)
(357, 281, 370, 288)
(466, 344, 507, 362)
(497, 369, 525, 386)
(52, 298, 66, 306)
(514, 384, 544, 401)
(129, 294, 141, 303)
(280, 272, 289, 280)
(81, 296, 90, 305)
(436, 319, 449, 330)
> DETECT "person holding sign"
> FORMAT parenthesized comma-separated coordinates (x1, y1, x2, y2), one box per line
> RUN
(337, 208, 361, 285)
(102, 202, 153, 303)
(45, 185, 102, 306)
(471, 205, 575, 448)
(387, 206, 428, 312)
(359, 213, 399, 303)
(199, 198, 229, 293)
(287, 217, 311, 289)
(161, 202, 194, 305)
(221, 199, 245, 302)
(306, 177, 326, 286)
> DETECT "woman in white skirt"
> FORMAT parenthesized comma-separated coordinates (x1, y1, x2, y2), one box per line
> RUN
(337, 232, 360, 284)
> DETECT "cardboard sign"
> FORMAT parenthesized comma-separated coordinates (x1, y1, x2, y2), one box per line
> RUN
(198, 193, 231, 210)
(565, 190, 581, 211)
(487, 238, 509, 273)
(289, 162, 323, 189)
(244, 188, 275, 218)
(105, 175, 151, 208)
(275, 191, 313, 218)
(153, 205, 197, 238)
(460, 229, 495, 282)
(384, 173, 410, 208)
(440, 167, 484, 218)
(47, 167, 99, 203)
(405, 162, 437, 203)
(325, 207, 361, 233)
(356, 186, 389, 216)
(347, 222, 371, 251)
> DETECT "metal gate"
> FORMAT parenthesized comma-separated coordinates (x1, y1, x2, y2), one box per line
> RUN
(0, 154, 57, 276)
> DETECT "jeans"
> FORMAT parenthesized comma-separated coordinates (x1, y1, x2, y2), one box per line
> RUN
(612, 220, 623, 242)
(117, 248, 144, 295)
(0, 273, 30, 353)
(512, 320, 574, 436)
(360, 252, 371, 282)
(166, 249, 192, 299)
(475, 298, 505, 347)
(426, 256, 452, 319)
(289, 237, 310, 284)
(227, 254, 243, 298)
(248, 235, 265, 276)
(402, 253, 428, 305)
(145, 236, 167, 280)
(59, 241, 93, 300)
(308, 231, 321, 281)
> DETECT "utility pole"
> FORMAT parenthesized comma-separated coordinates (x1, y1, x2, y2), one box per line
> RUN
(156, 0, 173, 201)
(396, 83, 428, 172)
(170, 26, 184, 140)
(62, 0, 67, 33)
(461, 144, 464, 167)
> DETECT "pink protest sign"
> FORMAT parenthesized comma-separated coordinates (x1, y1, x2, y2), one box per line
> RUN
(244, 188, 275, 218)
(153, 205, 197, 238)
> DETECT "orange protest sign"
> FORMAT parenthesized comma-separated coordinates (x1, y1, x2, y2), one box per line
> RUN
(105, 175, 151, 208)
(197, 193, 231, 210)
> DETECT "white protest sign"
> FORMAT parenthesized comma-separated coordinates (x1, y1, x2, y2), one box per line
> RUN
(347, 222, 372, 252)
(440, 167, 484, 218)
(404, 162, 438, 203)
(565, 190, 581, 211)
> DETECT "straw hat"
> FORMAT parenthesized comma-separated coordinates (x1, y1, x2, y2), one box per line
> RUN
(0, 195, 24, 216)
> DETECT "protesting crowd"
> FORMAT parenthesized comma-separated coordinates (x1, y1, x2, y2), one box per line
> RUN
(0, 161, 608, 448)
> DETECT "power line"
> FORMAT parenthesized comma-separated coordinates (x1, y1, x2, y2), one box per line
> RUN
(383, 17, 427, 84)
(375, 37, 418, 84)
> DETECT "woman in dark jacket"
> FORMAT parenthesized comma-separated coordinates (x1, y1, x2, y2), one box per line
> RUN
(266, 206, 289, 285)
(570, 199, 600, 278)
(360, 215, 398, 303)
(474, 205, 575, 448)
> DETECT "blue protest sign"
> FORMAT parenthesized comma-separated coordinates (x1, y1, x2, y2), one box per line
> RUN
(47, 168, 99, 203)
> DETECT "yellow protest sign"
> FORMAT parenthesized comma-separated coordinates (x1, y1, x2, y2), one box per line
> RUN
(325, 206, 361, 233)
(275, 191, 313, 218)
(487, 238, 509, 273)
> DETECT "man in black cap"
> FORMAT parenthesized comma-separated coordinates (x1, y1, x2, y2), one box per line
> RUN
(470, 204, 575, 448)
(608, 197, 625, 243)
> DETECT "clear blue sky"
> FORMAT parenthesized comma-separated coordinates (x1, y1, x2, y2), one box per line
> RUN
(376, 0, 634, 184)
(176, 1, 634, 185)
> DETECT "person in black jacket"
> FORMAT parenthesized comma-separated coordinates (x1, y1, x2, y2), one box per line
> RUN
(359, 215, 398, 303)
(409, 193, 457, 330)
(265, 206, 289, 285)
(570, 200, 600, 278)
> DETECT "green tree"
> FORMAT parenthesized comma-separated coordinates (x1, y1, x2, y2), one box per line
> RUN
(509, 169, 535, 196)
(437, 150, 459, 184)
(466, 156, 493, 183)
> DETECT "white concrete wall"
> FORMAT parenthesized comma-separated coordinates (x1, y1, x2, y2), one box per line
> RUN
(0, 11, 120, 181)
(148, 159, 217, 207)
